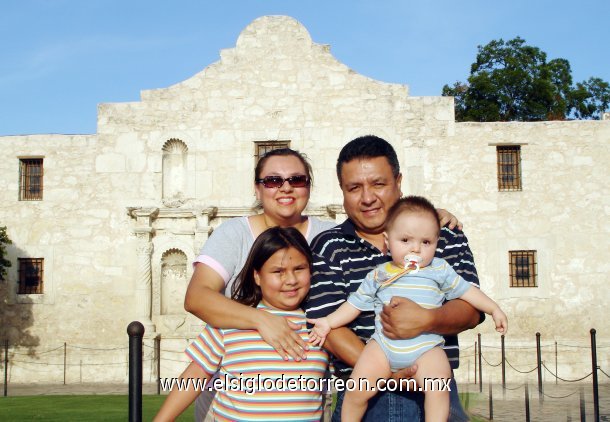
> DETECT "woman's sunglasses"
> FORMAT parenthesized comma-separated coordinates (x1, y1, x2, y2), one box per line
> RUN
(255, 175, 311, 189)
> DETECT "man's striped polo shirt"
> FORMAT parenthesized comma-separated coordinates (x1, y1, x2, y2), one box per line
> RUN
(303, 218, 480, 376)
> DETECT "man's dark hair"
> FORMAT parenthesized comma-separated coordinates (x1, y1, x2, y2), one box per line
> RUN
(336, 135, 400, 184)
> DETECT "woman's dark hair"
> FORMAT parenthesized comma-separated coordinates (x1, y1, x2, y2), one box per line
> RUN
(231, 227, 313, 307)
(254, 148, 314, 185)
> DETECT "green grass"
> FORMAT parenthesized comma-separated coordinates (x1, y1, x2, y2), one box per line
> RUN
(0, 395, 193, 421)
(0, 392, 482, 421)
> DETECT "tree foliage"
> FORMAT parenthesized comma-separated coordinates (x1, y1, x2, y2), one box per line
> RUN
(443, 37, 610, 121)
(0, 226, 12, 281)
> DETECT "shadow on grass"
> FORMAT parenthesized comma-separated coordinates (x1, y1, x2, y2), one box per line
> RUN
(0, 395, 193, 421)
(461, 391, 488, 422)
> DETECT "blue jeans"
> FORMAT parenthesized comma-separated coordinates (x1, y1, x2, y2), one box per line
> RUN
(332, 378, 469, 421)
(332, 389, 424, 422)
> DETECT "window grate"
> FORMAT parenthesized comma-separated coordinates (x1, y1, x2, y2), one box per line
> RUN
(254, 141, 291, 164)
(19, 158, 44, 200)
(18, 258, 44, 294)
(509, 250, 537, 287)
(496, 146, 521, 191)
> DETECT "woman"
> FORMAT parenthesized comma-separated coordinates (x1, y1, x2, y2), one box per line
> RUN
(185, 148, 334, 361)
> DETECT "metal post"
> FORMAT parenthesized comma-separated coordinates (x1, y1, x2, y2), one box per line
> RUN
(590, 329, 599, 422)
(536, 332, 543, 402)
(555, 341, 558, 385)
(478, 333, 482, 393)
(3, 339, 8, 397)
(63, 342, 67, 385)
(489, 382, 493, 420)
(525, 383, 530, 422)
(127, 321, 145, 422)
(501, 334, 506, 392)
(155, 335, 161, 395)
(474, 340, 477, 385)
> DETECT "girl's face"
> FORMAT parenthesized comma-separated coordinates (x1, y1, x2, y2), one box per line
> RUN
(255, 155, 311, 223)
(254, 246, 311, 311)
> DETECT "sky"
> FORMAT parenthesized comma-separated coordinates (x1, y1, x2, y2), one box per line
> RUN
(1, 0, 609, 135)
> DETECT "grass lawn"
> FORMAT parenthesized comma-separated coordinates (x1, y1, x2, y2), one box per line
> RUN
(0, 395, 193, 421)
(0, 392, 483, 421)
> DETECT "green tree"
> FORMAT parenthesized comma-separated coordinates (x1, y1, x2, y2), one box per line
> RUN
(443, 37, 609, 121)
(0, 226, 12, 281)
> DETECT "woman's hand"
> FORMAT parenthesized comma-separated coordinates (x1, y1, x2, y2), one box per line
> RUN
(256, 310, 308, 361)
(436, 208, 463, 231)
(306, 317, 331, 347)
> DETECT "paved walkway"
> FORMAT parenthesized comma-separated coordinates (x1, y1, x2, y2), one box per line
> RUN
(462, 382, 609, 421)
(2, 382, 609, 421)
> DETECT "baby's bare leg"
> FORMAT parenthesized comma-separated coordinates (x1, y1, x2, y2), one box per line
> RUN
(412, 346, 452, 422)
(342, 340, 391, 421)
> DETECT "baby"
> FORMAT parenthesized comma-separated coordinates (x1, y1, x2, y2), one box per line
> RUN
(308, 195, 508, 421)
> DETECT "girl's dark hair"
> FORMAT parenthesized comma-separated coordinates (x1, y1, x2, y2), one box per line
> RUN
(385, 195, 441, 233)
(254, 148, 314, 184)
(231, 227, 313, 307)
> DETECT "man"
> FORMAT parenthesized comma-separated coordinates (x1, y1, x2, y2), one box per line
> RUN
(304, 135, 481, 421)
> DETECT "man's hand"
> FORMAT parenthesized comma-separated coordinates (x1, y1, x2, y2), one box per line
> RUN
(389, 364, 418, 384)
(380, 297, 433, 339)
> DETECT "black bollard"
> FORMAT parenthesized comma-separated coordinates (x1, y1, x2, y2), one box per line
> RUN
(155, 335, 161, 395)
(590, 329, 599, 422)
(536, 332, 543, 402)
(127, 321, 145, 422)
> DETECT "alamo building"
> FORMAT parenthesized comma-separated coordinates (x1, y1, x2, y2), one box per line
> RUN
(0, 16, 608, 386)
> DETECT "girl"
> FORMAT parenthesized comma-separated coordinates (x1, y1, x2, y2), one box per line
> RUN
(308, 196, 508, 422)
(155, 227, 329, 421)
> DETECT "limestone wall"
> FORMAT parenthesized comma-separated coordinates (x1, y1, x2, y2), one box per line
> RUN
(0, 15, 607, 384)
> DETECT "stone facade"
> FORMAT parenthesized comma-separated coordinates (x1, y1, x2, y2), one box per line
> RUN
(0, 16, 608, 385)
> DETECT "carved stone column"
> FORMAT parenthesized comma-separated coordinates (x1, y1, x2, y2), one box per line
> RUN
(128, 207, 159, 333)
(135, 235, 155, 332)
(194, 207, 217, 254)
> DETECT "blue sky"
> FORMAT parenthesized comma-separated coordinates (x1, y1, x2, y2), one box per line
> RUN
(1, 0, 609, 135)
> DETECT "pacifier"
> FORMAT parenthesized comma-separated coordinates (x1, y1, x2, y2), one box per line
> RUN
(404, 254, 422, 273)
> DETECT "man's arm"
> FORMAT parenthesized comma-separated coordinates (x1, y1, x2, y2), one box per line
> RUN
(303, 233, 366, 367)
(380, 297, 479, 339)
(323, 327, 365, 368)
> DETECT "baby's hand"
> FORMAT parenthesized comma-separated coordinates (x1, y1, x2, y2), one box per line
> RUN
(492, 308, 508, 335)
(306, 318, 331, 347)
